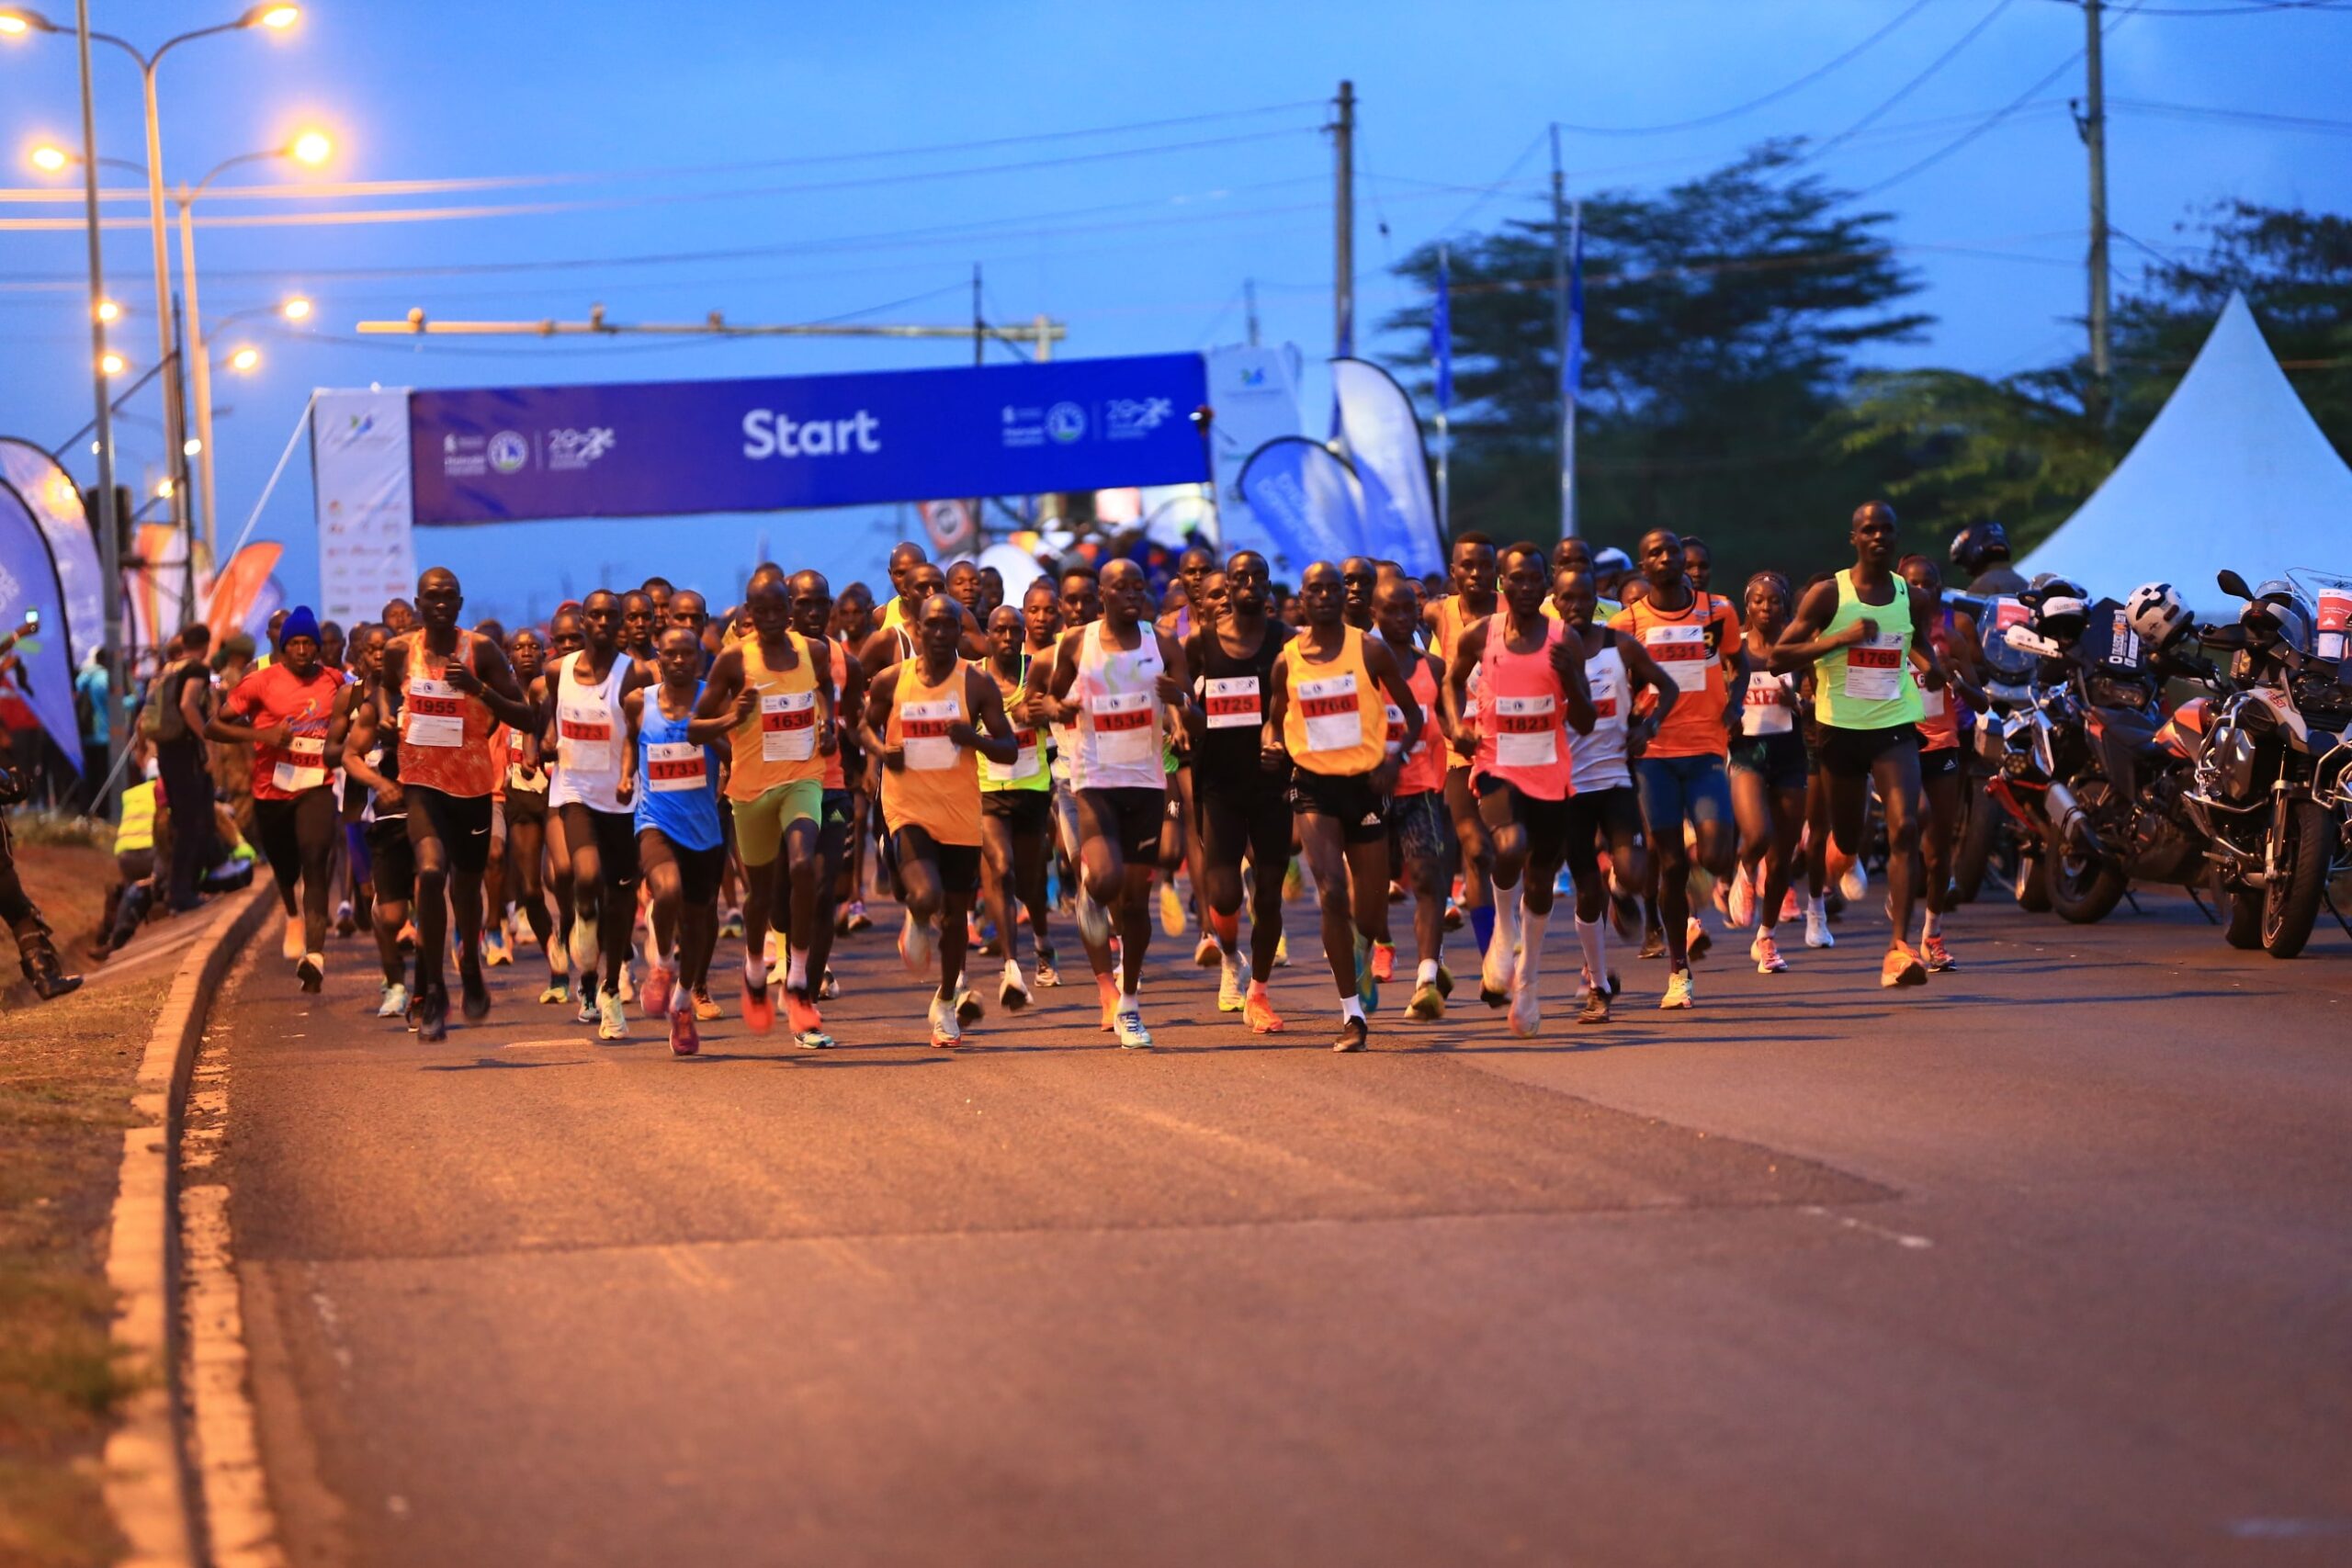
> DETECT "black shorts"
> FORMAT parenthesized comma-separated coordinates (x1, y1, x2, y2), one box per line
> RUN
(1388, 789, 1449, 863)
(639, 829, 725, 905)
(1075, 786, 1166, 865)
(404, 784, 495, 876)
(1919, 745, 1962, 782)
(368, 814, 417, 904)
(891, 826, 981, 895)
(1816, 723, 1919, 781)
(559, 802, 642, 891)
(1561, 784, 1643, 890)
(982, 788, 1052, 837)
(820, 787, 854, 866)
(504, 786, 548, 829)
(1729, 729, 1808, 792)
(1289, 766, 1387, 847)
(1473, 773, 1574, 870)
(1197, 773, 1293, 872)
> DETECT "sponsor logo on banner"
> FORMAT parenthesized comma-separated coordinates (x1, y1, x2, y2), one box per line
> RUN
(1046, 402, 1086, 444)
(488, 431, 530, 473)
(547, 427, 615, 470)
(1105, 396, 1173, 440)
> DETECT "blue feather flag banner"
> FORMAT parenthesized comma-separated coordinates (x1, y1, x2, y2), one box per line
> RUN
(1433, 249, 1453, 413)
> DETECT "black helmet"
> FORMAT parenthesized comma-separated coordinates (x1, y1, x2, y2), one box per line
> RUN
(1950, 521, 2011, 575)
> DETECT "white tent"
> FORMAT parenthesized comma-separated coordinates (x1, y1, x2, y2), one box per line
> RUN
(2021, 291, 2352, 601)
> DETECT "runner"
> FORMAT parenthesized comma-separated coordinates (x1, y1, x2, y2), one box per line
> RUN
(1027, 564, 1102, 965)
(1184, 550, 1292, 1032)
(626, 624, 731, 1055)
(1900, 552, 1973, 973)
(378, 569, 537, 1040)
(621, 590, 661, 666)
(858, 592, 1020, 1047)
(1266, 562, 1424, 1050)
(1426, 532, 1501, 958)
(1612, 527, 1746, 1010)
(1042, 558, 1191, 1047)
(1773, 502, 1948, 988)
(697, 568, 836, 1041)
(1727, 571, 1805, 976)
(1013, 578, 1068, 987)
(1374, 578, 1455, 1021)
(945, 559, 984, 620)
(546, 589, 654, 1040)
(1340, 556, 1380, 632)
(977, 565, 1006, 621)
(861, 558, 986, 675)
(789, 569, 865, 1019)
(977, 603, 1053, 1010)
(538, 607, 587, 998)
(1556, 568, 1679, 1021)
(500, 626, 559, 996)
(1158, 545, 1217, 640)
(1449, 543, 1597, 1035)
(208, 605, 345, 991)
(829, 581, 879, 935)
(334, 628, 418, 1021)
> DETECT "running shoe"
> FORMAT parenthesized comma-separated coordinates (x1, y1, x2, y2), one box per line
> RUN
(1781, 887, 1803, 923)
(1331, 1016, 1369, 1054)
(1508, 983, 1541, 1039)
(1442, 897, 1464, 932)
(818, 968, 840, 1001)
(281, 913, 303, 962)
(1370, 942, 1396, 985)
(1685, 917, 1713, 963)
(1272, 933, 1291, 967)
(597, 989, 628, 1041)
(298, 953, 324, 994)
(1658, 969, 1695, 1010)
(1113, 1006, 1153, 1050)
(899, 911, 934, 976)
(1479, 938, 1514, 1010)
(1075, 890, 1112, 955)
(794, 1029, 835, 1050)
(576, 991, 599, 1025)
(1217, 953, 1247, 1013)
(1804, 907, 1837, 949)
(1435, 963, 1454, 998)
(1923, 934, 1957, 972)
(692, 987, 723, 1021)
(929, 995, 964, 1049)
(1839, 859, 1870, 905)
(718, 908, 745, 940)
(377, 980, 410, 1019)
(641, 964, 676, 1022)
(1577, 985, 1611, 1025)
(406, 991, 424, 1033)
(1000, 961, 1033, 1011)
(566, 919, 599, 981)
(1354, 934, 1379, 1014)
(1405, 979, 1444, 1021)
(1751, 929, 1790, 975)
(1159, 881, 1186, 937)
(1881, 942, 1928, 988)
(668, 999, 700, 1057)
(459, 949, 491, 1022)
(1727, 868, 1756, 930)
(782, 981, 821, 1037)
(1577, 966, 1623, 998)
(417, 986, 449, 1043)
(842, 901, 873, 934)
(956, 988, 985, 1028)
(1243, 988, 1285, 1034)
(538, 976, 569, 1006)
(1193, 935, 1221, 969)
(1034, 948, 1062, 988)
(616, 963, 636, 1005)
(1638, 927, 1667, 961)
(335, 902, 356, 938)
(741, 974, 776, 1035)
(483, 929, 513, 968)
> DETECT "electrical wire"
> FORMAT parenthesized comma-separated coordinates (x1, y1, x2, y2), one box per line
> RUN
(2110, 96, 2352, 132)
(1800, 0, 2020, 164)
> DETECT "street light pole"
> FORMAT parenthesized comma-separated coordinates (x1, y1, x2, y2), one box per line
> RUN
(136, 55, 193, 559)
(73, 0, 124, 817)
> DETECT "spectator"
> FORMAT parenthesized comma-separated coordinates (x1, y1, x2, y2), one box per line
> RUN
(153, 623, 219, 913)
(0, 760, 81, 999)
(74, 649, 114, 814)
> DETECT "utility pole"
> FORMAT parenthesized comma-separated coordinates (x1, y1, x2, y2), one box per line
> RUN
(1332, 80, 1355, 358)
(1244, 277, 1261, 348)
(75, 0, 125, 817)
(1551, 123, 1576, 540)
(972, 263, 984, 367)
(2079, 0, 2112, 430)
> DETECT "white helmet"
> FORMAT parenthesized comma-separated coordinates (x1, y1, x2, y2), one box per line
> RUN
(2126, 581, 2192, 649)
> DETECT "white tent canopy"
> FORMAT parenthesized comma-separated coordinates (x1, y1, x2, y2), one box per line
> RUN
(2021, 291, 2352, 603)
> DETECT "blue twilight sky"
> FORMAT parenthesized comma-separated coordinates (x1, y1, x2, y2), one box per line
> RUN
(3, 0, 2348, 627)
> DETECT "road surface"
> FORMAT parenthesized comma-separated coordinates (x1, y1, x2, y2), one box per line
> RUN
(216, 889, 2352, 1566)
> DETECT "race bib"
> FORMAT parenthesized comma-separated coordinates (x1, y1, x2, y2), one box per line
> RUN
(1384, 703, 1408, 756)
(558, 704, 616, 775)
(1204, 675, 1261, 730)
(1844, 634, 1905, 701)
(1743, 677, 1792, 735)
(988, 727, 1041, 783)
(1491, 693, 1558, 770)
(403, 679, 465, 748)
(1916, 668, 1947, 719)
(273, 734, 327, 794)
(1296, 671, 1363, 754)
(760, 688, 817, 762)
(900, 699, 962, 772)
(1589, 667, 1622, 725)
(1644, 623, 1709, 664)
(1086, 690, 1156, 767)
(646, 740, 707, 793)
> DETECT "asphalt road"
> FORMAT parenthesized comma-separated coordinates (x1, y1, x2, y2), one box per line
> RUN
(217, 884, 2352, 1567)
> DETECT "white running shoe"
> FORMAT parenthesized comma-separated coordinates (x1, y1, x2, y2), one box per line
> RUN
(899, 910, 935, 976)
(1479, 938, 1515, 1005)
(1508, 982, 1542, 1038)
(616, 962, 635, 1005)
(928, 994, 963, 1049)
(377, 981, 410, 1019)
(1216, 952, 1246, 1013)
(1074, 890, 1112, 954)
(1659, 970, 1695, 1010)
(1751, 929, 1790, 974)
(1000, 960, 1033, 1011)
(567, 919, 600, 979)
(596, 990, 628, 1041)
(1839, 860, 1870, 904)
(1114, 1006, 1153, 1050)
(1804, 906, 1836, 948)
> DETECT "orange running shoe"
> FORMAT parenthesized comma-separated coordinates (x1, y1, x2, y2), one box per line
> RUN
(1243, 987, 1285, 1034)
(741, 975, 776, 1033)
(1370, 942, 1396, 984)
(783, 984, 822, 1037)
(1881, 942, 1928, 988)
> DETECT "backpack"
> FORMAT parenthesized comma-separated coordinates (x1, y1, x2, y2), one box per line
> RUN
(139, 665, 191, 744)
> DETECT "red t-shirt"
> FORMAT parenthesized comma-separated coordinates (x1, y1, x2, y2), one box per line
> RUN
(225, 663, 345, 800)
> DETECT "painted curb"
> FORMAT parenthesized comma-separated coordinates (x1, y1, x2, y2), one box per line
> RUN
(101, 884, 272, 1568)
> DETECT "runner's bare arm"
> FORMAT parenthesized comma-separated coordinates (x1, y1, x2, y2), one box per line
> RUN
(1445, 620, 1488, 755)
(204, 677, 286, 747)
(958, 604, 988, 662)
(1364, 636, 1423, 745)
(616, 687, 640, 803)
(1041, 637, 1080, 724)
(834, 656, 868, 742)
(341, 698, 396, 802)
(1154, 628, 1193, 740)
(1619, 636, 1681, 739)
(961, 668, 1019, 766)
(1549, 632, 1598, 734)
(857, 662, 901, 767)
(856, 626, 899, 682)
(1772, 579, 1862, 671)
(693, 649, 744, 721)
(451, 637, 537, 730)
(1720, 609, 1754, 735)
(1261, 646, 1293, 761)
(1908, 583, 1948, 688)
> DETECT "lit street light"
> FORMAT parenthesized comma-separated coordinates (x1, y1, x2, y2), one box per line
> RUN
(28, 141, 67, 171)
(99, 350, 128, 376)
(226, 345, 260, 373)
(95, 297, 119, 322)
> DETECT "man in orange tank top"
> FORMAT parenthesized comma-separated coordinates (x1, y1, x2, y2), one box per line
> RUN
(1375, 579, 1458, 1022)
(1426, 533, 1502, 969)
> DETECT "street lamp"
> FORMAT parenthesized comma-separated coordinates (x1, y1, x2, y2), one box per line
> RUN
(226, 345, 260, 373)
(95, 297, 119, 322)
(99, 350, 128, 376)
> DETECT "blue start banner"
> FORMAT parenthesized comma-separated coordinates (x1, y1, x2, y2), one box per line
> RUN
(408, 354, 1210, 525)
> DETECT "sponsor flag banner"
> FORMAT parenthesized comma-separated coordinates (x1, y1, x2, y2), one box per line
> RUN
(1433, 255, 1453, 413)
(207, 541, 283, 641)
(0, 438, 105, 668)
(407, 355, 1210, 525)
(1204, 344, 1306, 563)
(1330, 358, 1444, 578)
(313, 388, 419, 628)
(0, 479, 82, 765)
(1236, 436, 1369, 574)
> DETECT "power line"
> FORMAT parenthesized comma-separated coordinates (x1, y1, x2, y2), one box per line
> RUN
(2110, 96, 2352, 132)
(1550, 0, 1942, 135)
(1801, 0, 2021, 164)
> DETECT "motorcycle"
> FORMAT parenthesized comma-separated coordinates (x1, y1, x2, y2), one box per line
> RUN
(2184, 569, 2352, 957)
(1951, 592, 2035, 907)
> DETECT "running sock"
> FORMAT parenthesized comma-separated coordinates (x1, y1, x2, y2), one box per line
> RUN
(1921, 909, 1943, 941)
(1417, 958, 1440, 985)
(743, 952, 764, 985)
(786, 947, 808, 990)
(1576, 917, 1604, 985)
(1808, 895, 1829, 923)
(1340, 996, 1365, 1023)
(1516, 908, 1547, 988)
(1119, 986, 1140, 1010)
(1491, 890, 1521, 959)
(1248, 979, 1270, 999)
(1470, 903, 1496, 958)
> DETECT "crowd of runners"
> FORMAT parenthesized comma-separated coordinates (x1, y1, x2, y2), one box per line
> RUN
(181, 500, 1975, 1055)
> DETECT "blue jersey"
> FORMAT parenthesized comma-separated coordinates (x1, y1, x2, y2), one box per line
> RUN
(633, 682, 723, 852)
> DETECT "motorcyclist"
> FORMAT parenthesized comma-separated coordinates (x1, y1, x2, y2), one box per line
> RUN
(1951, 522, 2029, 598)
(0, 763, 84, 1002)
